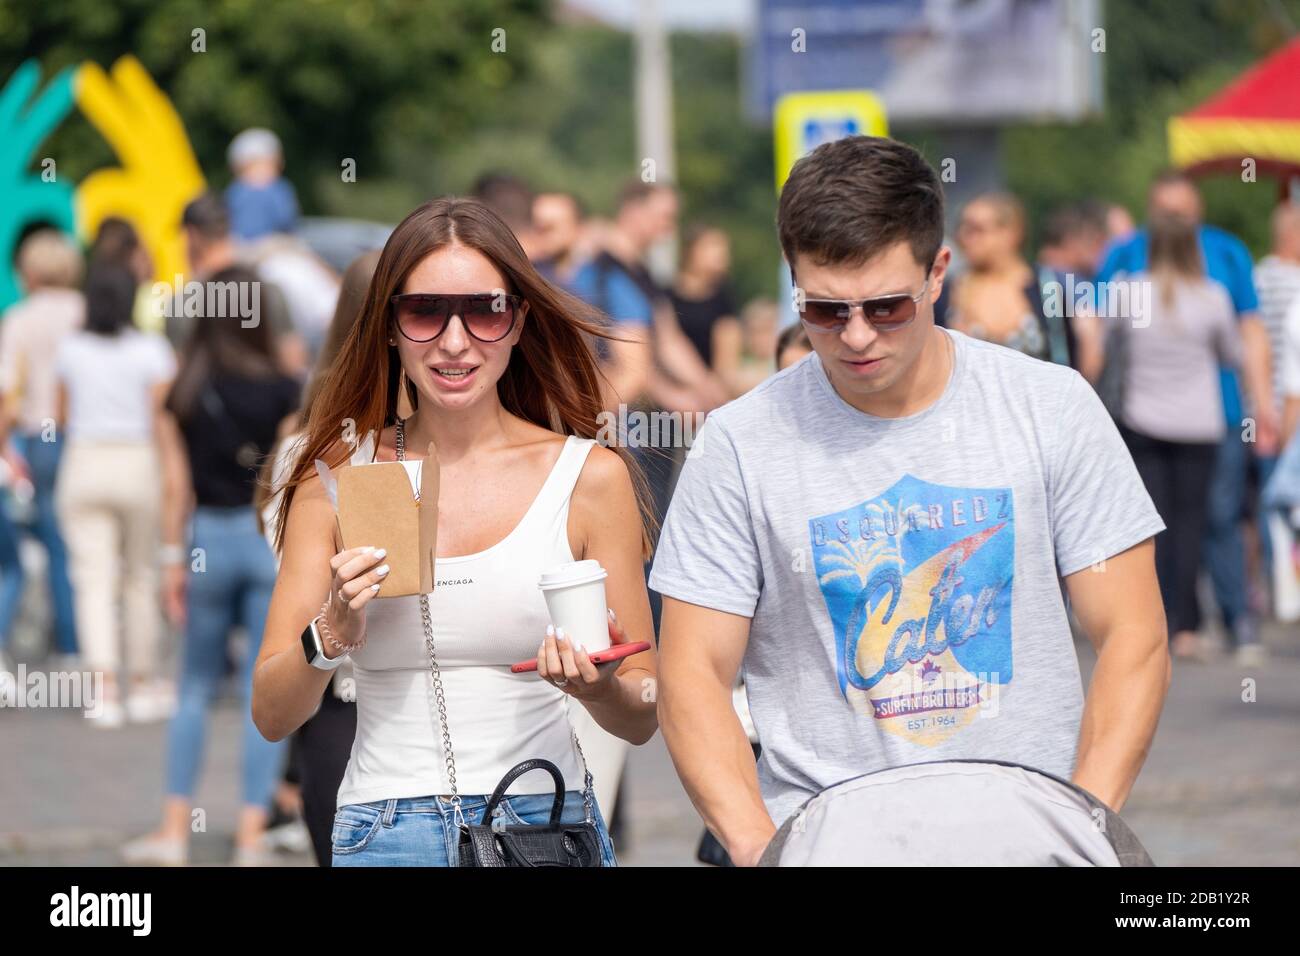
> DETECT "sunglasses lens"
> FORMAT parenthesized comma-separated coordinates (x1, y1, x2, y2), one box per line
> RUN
(802, 300, 850, 330)
(395, 298, 450, 341)
(863, 296, 917, 330)
(462, 296, 516, 341)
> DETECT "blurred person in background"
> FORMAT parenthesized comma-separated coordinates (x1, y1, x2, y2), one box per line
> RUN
(89, 217, 157, 335)
(571, 183, 724, 608)
(1095, 170, 1275, 662)
(228, 130, 340, 363)
(1106, 203, 1137, 244)
(175, 193, 309, 379)
(1248, 201, 1300, 610)
(255, 249, 379, 866)
(122, 256, 302, 866)
(720, 298, 781, 396)
(53, 263, 177, 728)
(225, 128, 299, 242)
(670, 224, 740, 399)
(473, 171, 540, 260)
(775, 321, 812, 371)
(0, 230, 85, 672)
(1256, 203, 1300, 422)
(1111, 214, 1244, 662)
(1036, 200, 1110, 369)
(569, 182, 660, 412)
(946, 192, 1055, 362)
(532, 191, 592, 288)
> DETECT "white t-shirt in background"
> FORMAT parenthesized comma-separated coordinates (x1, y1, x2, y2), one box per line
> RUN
(55, 329, 177, 442)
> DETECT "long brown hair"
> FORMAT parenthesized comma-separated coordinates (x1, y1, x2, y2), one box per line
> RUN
(271, 197, 654, 556)
(253, 249, 378, 539)
(1148, 212, 1203, 310)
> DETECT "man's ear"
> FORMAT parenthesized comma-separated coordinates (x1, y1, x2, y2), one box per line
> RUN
(928, 246, 953, 301)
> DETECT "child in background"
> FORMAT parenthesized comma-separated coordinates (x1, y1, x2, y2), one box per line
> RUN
(225, 129, 299, 242)
(776, 322, 812, 370)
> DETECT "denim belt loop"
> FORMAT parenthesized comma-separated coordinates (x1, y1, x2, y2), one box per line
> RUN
(381, 798, 398, 826)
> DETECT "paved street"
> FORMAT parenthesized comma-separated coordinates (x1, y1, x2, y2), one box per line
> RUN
(3, 624, 1297, 867)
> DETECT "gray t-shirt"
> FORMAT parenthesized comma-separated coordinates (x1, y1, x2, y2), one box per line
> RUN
(648, 329, 1166, 827)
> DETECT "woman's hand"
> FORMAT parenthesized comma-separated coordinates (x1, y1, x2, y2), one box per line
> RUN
(162, 564, 186, 630)
(322, 545, 390, 654)
(536, 608, 628, 702)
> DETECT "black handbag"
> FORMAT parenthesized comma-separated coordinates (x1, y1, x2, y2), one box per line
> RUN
(456, 759, 604, 867)
(397, 417, 605, 868)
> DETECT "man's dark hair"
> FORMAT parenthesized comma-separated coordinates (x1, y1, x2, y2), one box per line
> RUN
(1042, 201, 1106, 249)
(1149, 168, 1196, 194)
(181, 192, 230, 240)
(617, 178, 673, 212)
(472, 171, 534, 232)
(778, 136, 944, 273)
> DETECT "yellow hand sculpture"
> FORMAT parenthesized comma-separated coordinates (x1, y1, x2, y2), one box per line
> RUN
(75, 55, 206, 285)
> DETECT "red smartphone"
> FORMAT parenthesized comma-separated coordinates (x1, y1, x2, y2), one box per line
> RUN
(510, 641, 651, 674)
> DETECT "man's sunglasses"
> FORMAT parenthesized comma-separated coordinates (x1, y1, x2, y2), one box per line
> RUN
(798, 275, 932, 334)
(390, 292, 523, 343)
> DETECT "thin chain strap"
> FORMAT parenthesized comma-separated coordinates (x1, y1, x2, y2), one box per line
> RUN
(398, 417, 466, 828)
(398, 417, 595, 827)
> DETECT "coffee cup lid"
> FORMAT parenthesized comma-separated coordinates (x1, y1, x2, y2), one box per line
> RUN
(538, 559, 608, 590)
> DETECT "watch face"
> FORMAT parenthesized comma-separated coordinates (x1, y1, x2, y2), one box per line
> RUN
(301, 621, 319, 665)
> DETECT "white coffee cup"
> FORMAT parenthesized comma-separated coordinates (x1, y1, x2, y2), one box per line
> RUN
(538, 559, 611, 653)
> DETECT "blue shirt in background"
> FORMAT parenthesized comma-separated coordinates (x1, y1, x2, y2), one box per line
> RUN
(569, 256, 655, 329)
(1096, 224, 1259, 428)
(225, 178, 299, 241)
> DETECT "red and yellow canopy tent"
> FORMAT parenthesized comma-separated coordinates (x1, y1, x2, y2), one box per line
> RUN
(1168, 37, 1300, 196)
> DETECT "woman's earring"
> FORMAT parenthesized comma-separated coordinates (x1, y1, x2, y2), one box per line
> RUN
(396, 366, 415, 419)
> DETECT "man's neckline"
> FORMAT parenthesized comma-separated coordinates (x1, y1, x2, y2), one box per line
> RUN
(811, 327, 963, 426)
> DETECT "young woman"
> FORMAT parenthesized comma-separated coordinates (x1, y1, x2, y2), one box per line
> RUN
(1113, 213, 1243, 662)
(122, 264, 303, 865)
(54, 263, 176, 728)
(948, 193, 1053, 361)
(670, 225, 742, 397)
(254, 198, 658, 867)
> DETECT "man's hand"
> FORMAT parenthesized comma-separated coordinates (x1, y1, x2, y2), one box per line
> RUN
(657, 597, 776, 865)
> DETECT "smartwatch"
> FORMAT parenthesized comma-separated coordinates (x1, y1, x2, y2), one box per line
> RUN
(301, 615, 347, 671)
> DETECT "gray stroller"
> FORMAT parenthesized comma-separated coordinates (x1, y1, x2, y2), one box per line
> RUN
(758, 759, 1153, 866)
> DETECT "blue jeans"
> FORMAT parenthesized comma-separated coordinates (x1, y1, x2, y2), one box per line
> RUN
(0, 497, 24, 651)
(1201, 431, 1256, 646)
(164, 506, 286, 806)
(331, 790, 619, 867)
(13, 432, 77, 655)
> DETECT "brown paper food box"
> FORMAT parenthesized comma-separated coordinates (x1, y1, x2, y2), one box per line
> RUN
(334, 441, 439, 598)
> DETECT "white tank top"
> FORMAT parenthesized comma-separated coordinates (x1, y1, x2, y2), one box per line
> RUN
(335, 430, 597, 807)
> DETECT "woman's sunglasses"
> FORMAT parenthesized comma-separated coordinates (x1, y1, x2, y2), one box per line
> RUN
(390, 292, 523, 343)
(798, 275, 932, 334)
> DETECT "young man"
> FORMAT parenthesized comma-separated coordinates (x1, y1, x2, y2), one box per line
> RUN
(650, 136, 1171, 867)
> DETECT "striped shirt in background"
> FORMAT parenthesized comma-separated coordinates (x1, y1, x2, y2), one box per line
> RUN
(1255, 255, 1300, 409)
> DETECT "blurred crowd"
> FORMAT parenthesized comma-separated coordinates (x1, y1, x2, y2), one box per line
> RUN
(2, 121, 1298, 864)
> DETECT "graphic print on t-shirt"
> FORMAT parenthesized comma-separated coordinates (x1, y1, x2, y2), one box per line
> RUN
(809, 475, 1014, 746)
